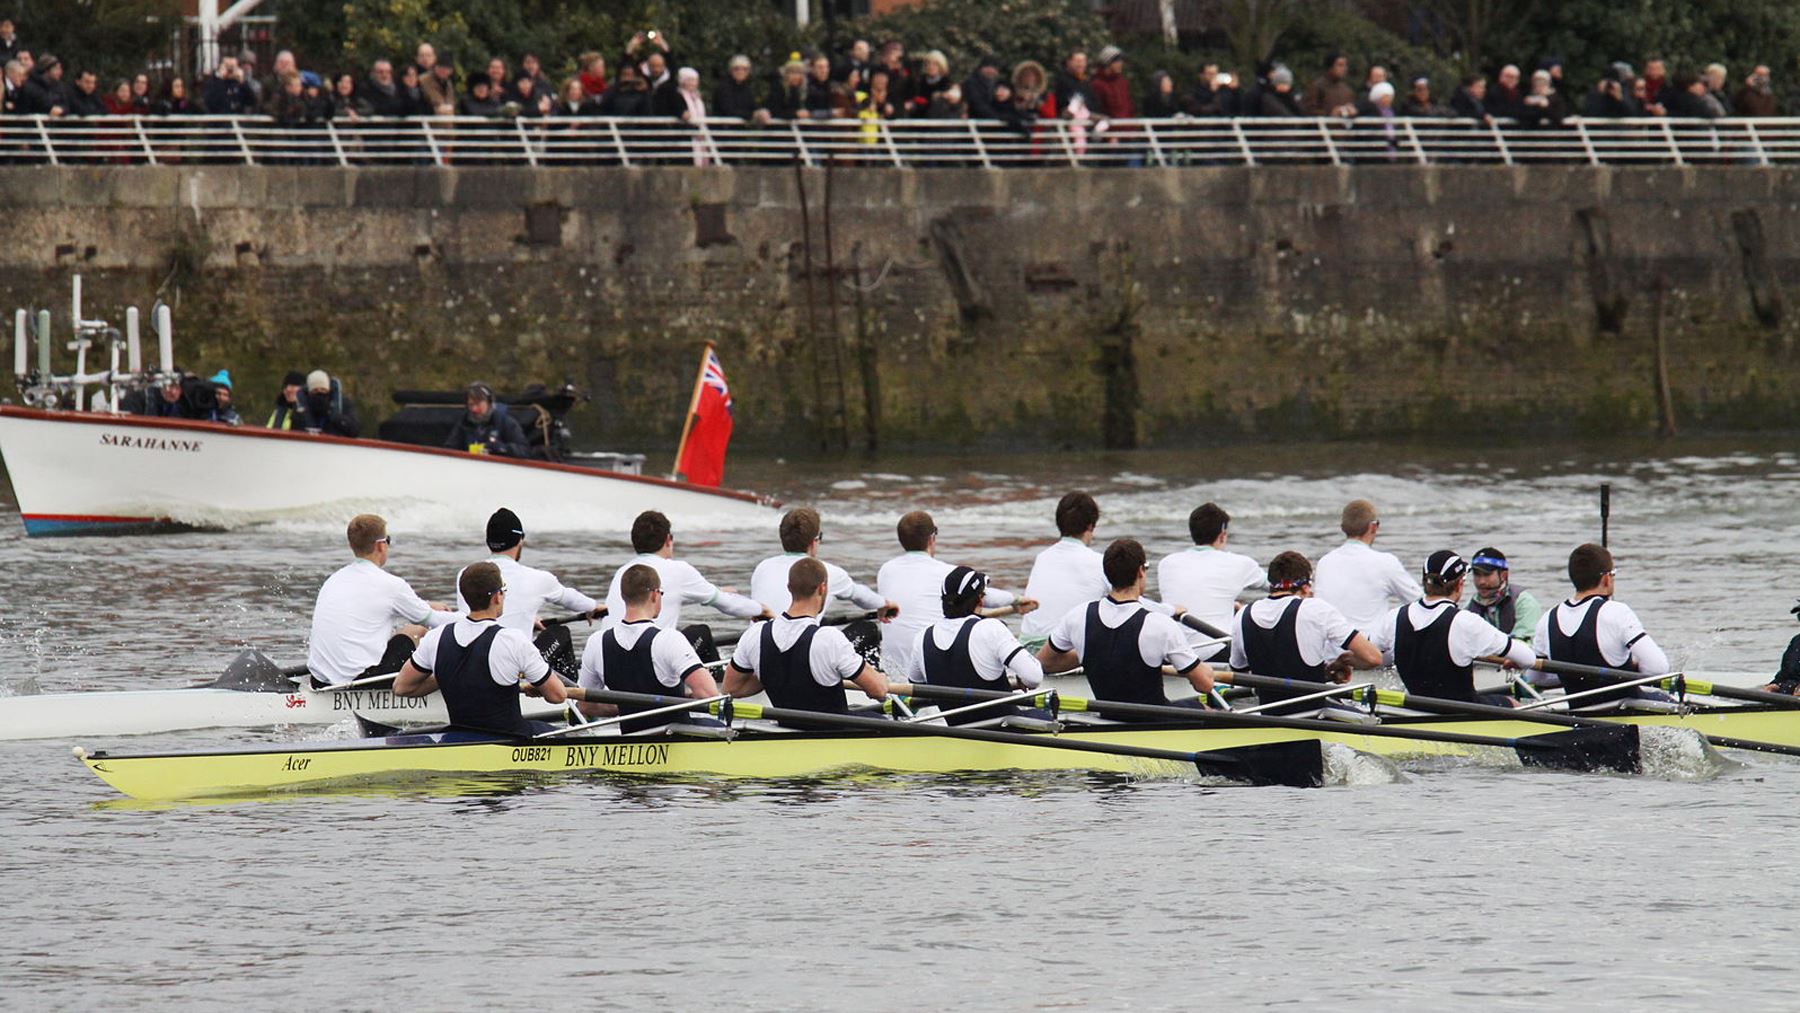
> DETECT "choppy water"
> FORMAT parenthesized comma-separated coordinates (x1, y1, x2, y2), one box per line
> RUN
(5, 438, 1800, 1008)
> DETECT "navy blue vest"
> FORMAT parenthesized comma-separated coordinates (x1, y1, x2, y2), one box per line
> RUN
(602, 624, 677, 733)
(434, 622, 532, 737)
(759, 621, 847, 724)
(1241, 597, 1330, 710)
(1082, 599, 1170, 709)
(921, 616, 1016, 726)
(1393, 601, 1476, 702)
(1547, 597, 1639, 705)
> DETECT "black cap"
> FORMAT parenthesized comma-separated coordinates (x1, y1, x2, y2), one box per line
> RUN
(1469, 547, 1508, 572)
(1423, 549, 1468, 582)
(486, 507, 523, 552)
(283, 370, 306, 387)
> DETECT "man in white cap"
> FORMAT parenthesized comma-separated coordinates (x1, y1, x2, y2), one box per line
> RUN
(457, 507, 605, 678)
(301, 369, 359, 438)
(1369, 550, 1535, 706)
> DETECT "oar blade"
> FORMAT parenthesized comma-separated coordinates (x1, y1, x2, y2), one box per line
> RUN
(1513, 725, 1641, 774)
(1192, 740, 1324, 788)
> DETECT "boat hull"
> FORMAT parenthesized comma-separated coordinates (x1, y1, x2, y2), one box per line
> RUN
(77, 705, 1794, 801)
(0, 406, 775, 536)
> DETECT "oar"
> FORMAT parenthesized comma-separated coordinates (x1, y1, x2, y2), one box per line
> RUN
(540, 608, 607, 628)
(718, 610, 879, 649)
(1482, 657, 1800, 710)
(888, 681, 1643, 774)
(537, 693, 725, 739)
(1178, 614, 1232, 640)
(566, 686, 1323, 787)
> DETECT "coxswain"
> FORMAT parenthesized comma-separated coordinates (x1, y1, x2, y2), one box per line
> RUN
(1369, 550, 1535, 707)
(1020, 492, 1173, 651)
(393, 561, 567, 736)
(1761, 599, 1800, 696)
(1464, 546, 1542, 642)
(1037, 538, 1214, 715)
(266, 370, 308, 429)
(306, 513, 454, 688)
(904, 566, 1048, 726)
(723, 557, 889, 727)
(876, 510, 1037, 674)
(1156, 501, 1265, 660)
(457, 508, 604, 678)
(749, 506, 897, 620)
(445, 382, 530, 458)
(1532, 543, 1672, 706)
(603, 511, 771, 661)
(578, 563, 721, 732)
(1314, 499, 1422, 633)
(1230, 550, 1382, 713)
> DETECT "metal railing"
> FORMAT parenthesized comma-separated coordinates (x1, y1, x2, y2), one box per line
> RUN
(1, 114, 1794, 168)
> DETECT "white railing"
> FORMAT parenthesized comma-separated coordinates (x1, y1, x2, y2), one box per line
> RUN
(0, 114, 1793, 168)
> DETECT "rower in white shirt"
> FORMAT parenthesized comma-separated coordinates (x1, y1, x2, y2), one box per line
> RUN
(749, 507, 897, 620)
(455, 508, 605, 679)
(602, 510, 771, 657)
(1156, 501, 1265, 660)
(1313, 498, 1423, 632)
(724, 557, 889, 728)
(1230, 550, 1383, 714)
(1532, 543, 1673, 707)
(904, 566, 1048, 726)
(1369, 550, 1536, 707)
(876, 510, 1037, 673)
(306, 513, 455, 687)
(1019, 491, 1174, 650)
(578, 563, 721, 732)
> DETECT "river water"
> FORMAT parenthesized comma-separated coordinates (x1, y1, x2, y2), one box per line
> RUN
(4, 438, 1800, 1008)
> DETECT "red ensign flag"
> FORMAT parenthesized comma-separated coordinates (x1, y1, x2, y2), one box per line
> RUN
(674, 347, 733, 487)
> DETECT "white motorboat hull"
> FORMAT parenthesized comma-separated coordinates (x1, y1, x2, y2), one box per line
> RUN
(0, 406, 775, 536)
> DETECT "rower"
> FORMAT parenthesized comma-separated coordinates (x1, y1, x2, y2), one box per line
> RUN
(1761, 599, 1800, 696)
(904, 566, 1048, 726)
(305, 513, 454, 688)
(1314, 499, 1422, 633)
(1532, 543, 1672, 707)
(723, 557, 889, 728)
(1156, 501, 1265, 660)
(1464, 546, 1542, 643)
(877, 510, 1037, 673)
(578, 563, 721, 732)
(393, 561, 567, 736)
(456, 508, 605, 679)
(1230, 550, 1383, 713)
(1369, 550, 1535, 707)
(749, 506, 897, 621)
(1020, 491, 1173, 651)
(1037, 538, 1215, 717)
(602, 510, 771, 660)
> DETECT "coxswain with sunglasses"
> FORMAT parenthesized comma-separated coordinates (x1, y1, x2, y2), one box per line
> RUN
(456, 508, 605, 680)
(1229, 550, 1382, 714)
(1037, 538, 1216, 717)
(305, 513, 454, 689)
(1464, 546, 1542, 643)
(1531, 543, 1672, 708)
(1760, 598, 1800, 697)
(1314, 498, 1422, 634)
(394, 561, 567, 736)
(724, 557, 889, 728)
(1368, 550, 1536, 707)
(578, 563, 722, 733)
(904, 566, 1050, 726)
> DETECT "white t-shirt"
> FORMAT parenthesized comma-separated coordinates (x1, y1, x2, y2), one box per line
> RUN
(456, 554, 598, 634)
(1047, 597, 1202, 673)
(876, 552, 1016, 672)
(903, 615, 1045, 689)
(1370, 599, 1535, 668)
(1314, 540, 1423, 632)
(1229, 596, 1358, 672)
(410, 617, 551, 687)
(749, 553, 886, 615)
(1156, 545, 1265, 634)
(602, 553, 764, 631)
(731, 613, 869, 689)
(307, 558, 454, 685)
(1532, 597, 1670, 675)
(577, 619, 706, 692)
(1021, 538, 1109, 638)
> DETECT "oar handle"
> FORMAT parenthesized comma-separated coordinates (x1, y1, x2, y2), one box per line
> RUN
(540, 608, 606, 628)
(1179, 613, 1231, 640)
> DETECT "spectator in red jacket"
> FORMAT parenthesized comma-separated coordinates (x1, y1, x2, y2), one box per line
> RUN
(1089, 45, 1134, 119)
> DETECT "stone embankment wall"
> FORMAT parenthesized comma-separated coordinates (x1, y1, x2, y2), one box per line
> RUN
(2, 164, 1796, 450)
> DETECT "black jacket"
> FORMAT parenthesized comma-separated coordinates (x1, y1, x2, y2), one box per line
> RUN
(446, 406, 529, 458)
(18, 73, 65, 114)
(598, 86, 651, 117)
(712, 78, 758, 120)
(301, 381, 359, 437)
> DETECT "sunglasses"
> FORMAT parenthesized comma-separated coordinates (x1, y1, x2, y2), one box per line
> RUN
(375, 535, 392, 547)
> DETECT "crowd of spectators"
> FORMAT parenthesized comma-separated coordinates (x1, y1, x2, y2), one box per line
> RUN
(0, 14, 1785, 140)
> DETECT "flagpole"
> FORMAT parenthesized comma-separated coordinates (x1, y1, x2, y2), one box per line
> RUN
(669, 341, 714, 481)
